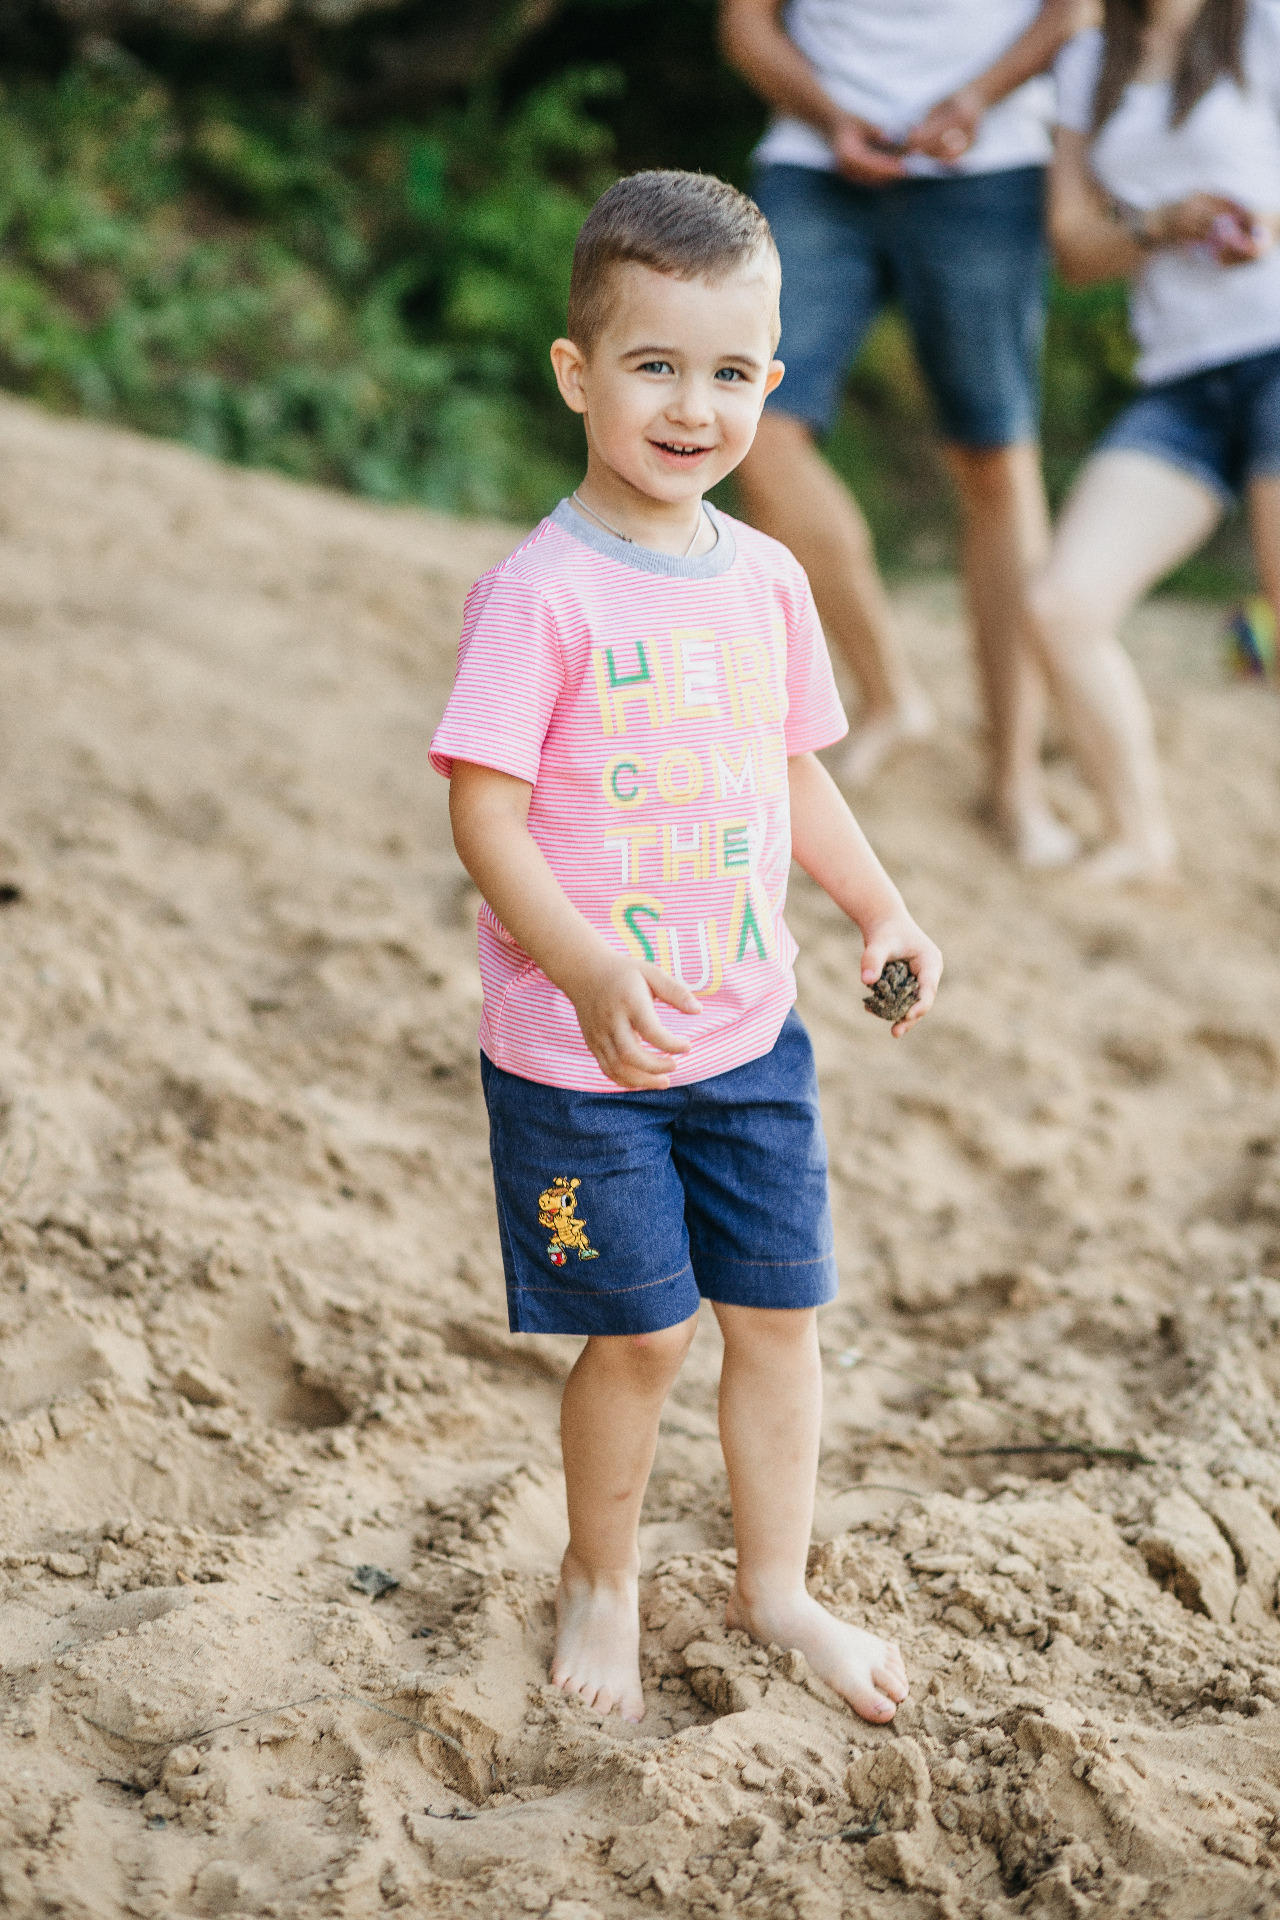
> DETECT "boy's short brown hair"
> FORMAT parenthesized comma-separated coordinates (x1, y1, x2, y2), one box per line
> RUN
(567, 169, 778, 350)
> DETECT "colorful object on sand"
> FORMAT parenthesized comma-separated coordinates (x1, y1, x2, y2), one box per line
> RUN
(1226, 597, 1278, 681)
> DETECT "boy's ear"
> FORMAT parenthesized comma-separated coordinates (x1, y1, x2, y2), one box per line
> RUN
(764, 358, 785, 398)
(550, 337, 589, 415)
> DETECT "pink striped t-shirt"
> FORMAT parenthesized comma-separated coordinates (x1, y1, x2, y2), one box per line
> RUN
(430, 499, 848, 1091)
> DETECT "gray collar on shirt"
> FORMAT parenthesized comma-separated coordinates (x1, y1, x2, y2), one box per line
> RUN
(551, 496, 738, 578)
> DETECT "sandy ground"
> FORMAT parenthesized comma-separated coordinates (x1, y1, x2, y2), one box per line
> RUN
(2, 393, 1280, 1920)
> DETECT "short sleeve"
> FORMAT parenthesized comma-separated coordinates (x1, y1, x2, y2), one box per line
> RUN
(781, 569, 848, 756)
(1054, 28, 1104, 133)
(429, 573, 566, 783)
(1245, 0, 1280, 117)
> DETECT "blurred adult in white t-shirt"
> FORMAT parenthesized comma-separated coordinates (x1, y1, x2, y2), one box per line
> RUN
(1024, 0, 1280, 883)
(722, 0, 1089, 865)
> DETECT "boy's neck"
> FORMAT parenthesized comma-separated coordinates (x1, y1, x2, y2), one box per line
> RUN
(571, 461, 711, 559)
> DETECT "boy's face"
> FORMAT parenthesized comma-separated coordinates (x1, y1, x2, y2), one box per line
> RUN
(551, 254, 784, 506)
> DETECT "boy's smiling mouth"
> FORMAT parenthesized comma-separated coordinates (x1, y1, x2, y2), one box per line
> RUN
(651, 438, 714, 460)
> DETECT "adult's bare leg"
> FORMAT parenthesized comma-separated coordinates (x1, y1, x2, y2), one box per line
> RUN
(736, 412, 934, 786)
(1028, 450, 1223, 881)
(1247, 474, 1280, 619)
(945, 440, 1077, 867)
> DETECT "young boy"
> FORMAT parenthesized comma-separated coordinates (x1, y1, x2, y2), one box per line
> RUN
(430, 170, 941, 1727)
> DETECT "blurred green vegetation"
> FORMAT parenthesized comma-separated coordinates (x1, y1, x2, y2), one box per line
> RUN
(0, 49, 619, 515)
(0, 0, 1250, 588)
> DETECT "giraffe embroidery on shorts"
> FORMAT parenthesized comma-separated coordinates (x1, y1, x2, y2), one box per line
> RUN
(537, 1176, 600, 1266)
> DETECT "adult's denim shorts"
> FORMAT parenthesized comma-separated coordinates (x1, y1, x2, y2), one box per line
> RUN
(480, 1009, 838, 1337)
(753, 161, 1048, 446)
(1098, 343, 1280, 504)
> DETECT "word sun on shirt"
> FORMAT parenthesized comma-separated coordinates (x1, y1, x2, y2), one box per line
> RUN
(596, 623, 792, 992)
(430, 502, 848, 1091)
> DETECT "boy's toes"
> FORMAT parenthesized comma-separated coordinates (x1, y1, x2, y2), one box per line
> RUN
(853, 1683, 900, 1723)
(872, 1662, 908, 1704)
(874, 1645, 909, 1699)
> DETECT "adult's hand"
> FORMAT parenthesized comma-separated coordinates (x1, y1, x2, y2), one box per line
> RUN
(1144, 193, 1272, 264)
(906, 83, 986, 163)
(831, 113, 908, 184)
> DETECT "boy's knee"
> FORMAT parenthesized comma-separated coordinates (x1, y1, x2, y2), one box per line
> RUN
(598, 1316, 696, 1382)
(635, 1319, 697, 1360)
(717, 1303, 817, 1357)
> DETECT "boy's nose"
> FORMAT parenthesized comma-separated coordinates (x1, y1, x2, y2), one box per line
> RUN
(667, 380, 717, 427)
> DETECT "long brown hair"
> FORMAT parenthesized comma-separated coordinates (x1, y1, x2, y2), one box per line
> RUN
(1093, 0, 1248, 129)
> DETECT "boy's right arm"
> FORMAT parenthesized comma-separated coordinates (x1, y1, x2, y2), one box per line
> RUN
(448, 760, 702, 1091)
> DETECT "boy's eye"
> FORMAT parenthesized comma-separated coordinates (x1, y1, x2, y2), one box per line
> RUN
(637, 359, 673, 375)
(714, 367, 747, 382)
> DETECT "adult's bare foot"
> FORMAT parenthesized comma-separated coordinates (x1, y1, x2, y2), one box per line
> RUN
(551, 1551, 645, 1723)
(838, 692, 936, 790)
(1076, 831, 1178, 887)
(726, 1588, 908, 1724)
(992, 799, 1081, 870)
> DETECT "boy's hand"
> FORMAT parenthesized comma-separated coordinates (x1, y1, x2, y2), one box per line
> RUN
(568, 953, 702, 1090)
(860, 915, 942, 1038)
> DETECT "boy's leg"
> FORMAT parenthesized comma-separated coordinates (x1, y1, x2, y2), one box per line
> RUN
(712, 1302, 907, 1724)
(554, 1314, 698, 1722)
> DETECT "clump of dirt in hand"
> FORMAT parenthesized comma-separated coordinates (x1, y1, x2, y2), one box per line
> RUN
(863, 959, 919, 1023)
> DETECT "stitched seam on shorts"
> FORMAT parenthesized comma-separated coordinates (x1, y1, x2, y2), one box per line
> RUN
(687, 1251, 834, 1272)
(512, 1262, 694, 1299)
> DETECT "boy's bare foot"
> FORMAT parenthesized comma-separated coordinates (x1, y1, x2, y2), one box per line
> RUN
(726, 1589, 908, 1724)
(838, 692, 936, 790)
(551, 1552, 645, 1723)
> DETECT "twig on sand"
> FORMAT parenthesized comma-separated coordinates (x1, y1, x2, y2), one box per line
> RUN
(839, 1801, 885, 1844)
(941, 1442, 1154, 1467)
(836, 1483, 928, 1499)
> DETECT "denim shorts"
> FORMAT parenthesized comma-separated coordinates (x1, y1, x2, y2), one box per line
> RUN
(753, 161, 1047, 446)
(1098, 344, 1280, 504)
(480, 1010, 838, 1336)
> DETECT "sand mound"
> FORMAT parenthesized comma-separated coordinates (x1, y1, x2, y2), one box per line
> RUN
(2, 393, 1280, 1918)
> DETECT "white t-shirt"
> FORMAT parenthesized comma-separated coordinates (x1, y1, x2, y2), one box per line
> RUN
(754, 0, 1055, 177)
(1055, 11, 1280, 385)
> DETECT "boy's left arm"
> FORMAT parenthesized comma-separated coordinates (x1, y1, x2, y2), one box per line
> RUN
(787, 752, 942, 1036)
